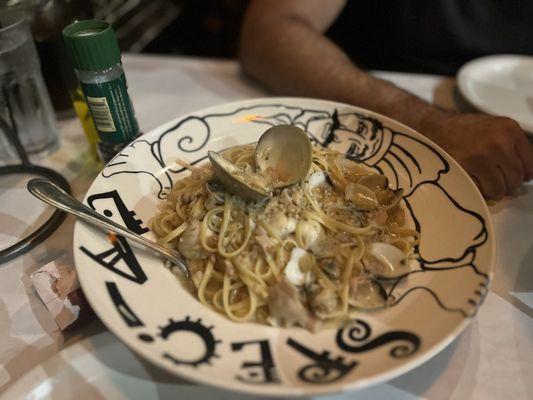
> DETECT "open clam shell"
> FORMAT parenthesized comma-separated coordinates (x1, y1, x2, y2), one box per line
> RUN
(348, 278, 388, 309)
(357, 174, 404, 209)
(378, 188, 404, 209)
(364, 242, 411, 279)
(358, 174, 388, 191)
(207, 151, 271, 202)
(345, 182, 380, 210)
(255, 125, 312, 188)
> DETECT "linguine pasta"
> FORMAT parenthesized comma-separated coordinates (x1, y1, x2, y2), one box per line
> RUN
(151, 144, 418, 330)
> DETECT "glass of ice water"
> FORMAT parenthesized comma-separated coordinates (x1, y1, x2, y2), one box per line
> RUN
(0, 10, 58, 159)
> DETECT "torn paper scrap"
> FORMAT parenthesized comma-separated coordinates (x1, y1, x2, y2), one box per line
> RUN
(30, 260, 86, 330)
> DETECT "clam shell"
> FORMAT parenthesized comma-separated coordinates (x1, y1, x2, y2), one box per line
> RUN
(345, 182, 380, 210)
(255, 125, 312, 188)
(358, 174, 389, 191)
(208, 151, 271, 202)
(348, 278, 388, 309)
(364, 242, 410, 279)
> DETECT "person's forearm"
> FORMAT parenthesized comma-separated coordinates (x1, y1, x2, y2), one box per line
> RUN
(240, 1, 533, 199)
(240, 17, 448, 132)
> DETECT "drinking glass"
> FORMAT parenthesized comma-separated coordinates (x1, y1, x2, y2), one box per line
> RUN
(0, 10, 58, 159)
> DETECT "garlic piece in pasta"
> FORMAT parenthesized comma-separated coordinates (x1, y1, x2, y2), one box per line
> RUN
(307, 171, 330, 189)
(178, 221, 208, 259)
(295, 219, 325, 254)
(267, 210, 297, 238)
(283, 247, 308, 286)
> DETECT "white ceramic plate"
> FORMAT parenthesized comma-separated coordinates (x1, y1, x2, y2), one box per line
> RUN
(73, 97, 495, 397)
(457, 54, 533, 133)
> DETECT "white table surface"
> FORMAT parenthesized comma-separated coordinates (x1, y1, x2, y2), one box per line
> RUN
(0, 54, 531, 399)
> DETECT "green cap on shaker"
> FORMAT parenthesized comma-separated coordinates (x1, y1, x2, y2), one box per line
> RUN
(63, 20, 121, 71)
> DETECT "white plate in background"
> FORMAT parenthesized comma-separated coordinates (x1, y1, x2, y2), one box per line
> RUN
(457, 54, 533, 133)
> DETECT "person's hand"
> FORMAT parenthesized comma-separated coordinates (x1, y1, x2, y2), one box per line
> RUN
(421, 112, 533, 199)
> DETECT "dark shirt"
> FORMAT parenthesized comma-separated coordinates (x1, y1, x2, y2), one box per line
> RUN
(326, 0, 533, 75)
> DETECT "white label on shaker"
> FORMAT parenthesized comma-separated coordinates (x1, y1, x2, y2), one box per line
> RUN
(87, 96, 117, 132)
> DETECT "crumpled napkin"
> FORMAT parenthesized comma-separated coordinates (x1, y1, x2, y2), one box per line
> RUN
(30, 259, 93, 330)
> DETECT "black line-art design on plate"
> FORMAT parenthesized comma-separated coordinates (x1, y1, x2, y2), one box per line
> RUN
(138, 333, 154, 342)
(81, 190, 148, 284)
(387, 264, 489, 318)
(104, 140, 171, 199)
(287, 338, 357, 384)
(87, 189, 149, 234)
(159, 316, 221, 367)
(231, 340, 280, 384)
(336, 319, 420, 358)
(97, 101, 490, 317)
(80, 235, 147, 284)
(105, 281, 144, 327)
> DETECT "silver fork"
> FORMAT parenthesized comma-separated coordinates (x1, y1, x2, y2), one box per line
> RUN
(27, 178, 189, 277)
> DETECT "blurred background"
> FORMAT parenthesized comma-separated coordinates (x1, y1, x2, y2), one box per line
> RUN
(0, 0, 250, 119)
(21, 0, 249, 56)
